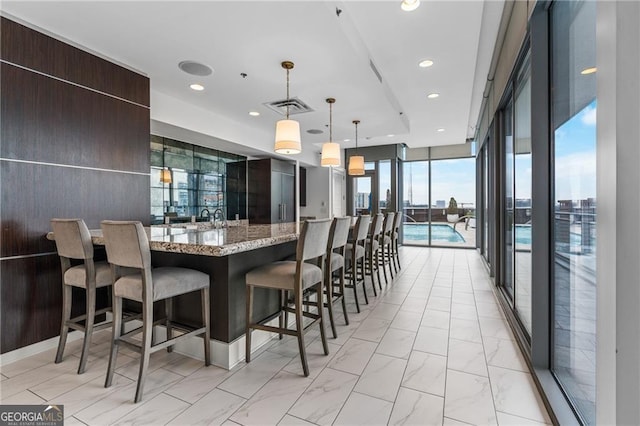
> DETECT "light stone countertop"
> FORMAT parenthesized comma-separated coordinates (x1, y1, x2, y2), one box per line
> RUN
(47, 222, 299, 257)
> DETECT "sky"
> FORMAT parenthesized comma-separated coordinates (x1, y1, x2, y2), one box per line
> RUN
(554, 99, 597, 202)
(403, 158, 476, 207)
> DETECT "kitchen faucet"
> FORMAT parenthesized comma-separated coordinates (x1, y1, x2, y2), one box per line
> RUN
(213, 208, 225, 228)
(200, 208, 210, 219)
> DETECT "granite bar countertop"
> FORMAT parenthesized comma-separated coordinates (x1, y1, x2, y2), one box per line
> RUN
(47, 222, 299, 257)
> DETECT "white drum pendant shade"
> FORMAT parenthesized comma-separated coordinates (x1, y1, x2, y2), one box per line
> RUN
(321, 142, 341, 167)
(348, 155, 365, 175)
(274, 119, 301, 154)
(160, 168, 172, 184)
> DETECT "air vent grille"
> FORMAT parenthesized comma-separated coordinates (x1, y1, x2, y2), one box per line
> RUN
(264, 97, 314, 116)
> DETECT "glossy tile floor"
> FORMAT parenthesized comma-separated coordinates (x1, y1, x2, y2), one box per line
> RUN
(0, 247, 552, 425)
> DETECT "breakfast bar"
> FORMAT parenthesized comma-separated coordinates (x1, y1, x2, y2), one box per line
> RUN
(49, 222, 299, 368)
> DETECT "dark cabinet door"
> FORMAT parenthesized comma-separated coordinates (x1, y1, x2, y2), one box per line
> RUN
(248, 159, 296, 224)
(281, 172, 295, 222)
(271, 171, 282, 223)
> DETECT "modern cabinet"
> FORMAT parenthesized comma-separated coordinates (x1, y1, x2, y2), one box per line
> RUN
(248, 158, 295, 224)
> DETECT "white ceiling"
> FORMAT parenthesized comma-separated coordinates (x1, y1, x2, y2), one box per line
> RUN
(1, 0, 504, 165)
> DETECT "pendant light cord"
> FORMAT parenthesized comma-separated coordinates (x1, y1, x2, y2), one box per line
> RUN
(329, 102, 333, 142)
(355, 121, 358, 154)
(285, 68, 290, 120)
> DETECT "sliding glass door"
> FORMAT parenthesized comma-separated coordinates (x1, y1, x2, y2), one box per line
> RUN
(550, 1, 597, 423)
(402, 157, 475, 248)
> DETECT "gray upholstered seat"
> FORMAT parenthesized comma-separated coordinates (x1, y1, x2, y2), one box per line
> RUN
(101, 220, 210, 403)
(246, 261, 323, 290)
(245, 218, 332, 377)
(344, 215, 371, 312)
(323, 217, 352, 339)
(345, 243, 364, 260)
(50, 218, 116, 375)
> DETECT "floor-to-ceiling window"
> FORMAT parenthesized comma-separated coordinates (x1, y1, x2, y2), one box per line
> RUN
(550, 1, 597, 423)
(498, 50, 532, 335)
(514, 55, 532, 335)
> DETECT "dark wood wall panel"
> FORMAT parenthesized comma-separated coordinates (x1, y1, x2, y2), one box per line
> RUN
(0, 254, 110, 353)
(0, 17, 150, 354)
(0, 17, 149, 106)
(1, 161, 150, 258)
(1, 63, 149, 173)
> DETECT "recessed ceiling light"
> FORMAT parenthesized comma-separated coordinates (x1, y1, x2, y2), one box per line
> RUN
(387, 134, 395, 137)
(419, 59, 434, 68)
(427, 93, 440, 99)
(581, 67, 597, 75)
(401, 0, 420, 12)
(343, 139, 351, 142)
(190, 83, 204, 91)
(437, 128, 445, 132)
(249, 111, 260, 116)
(179, 61, 213, 76)
(307, 129, 324, 135)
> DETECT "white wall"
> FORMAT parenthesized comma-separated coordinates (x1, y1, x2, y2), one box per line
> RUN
(300, 166, 330, 219)
(299, 166, 346, 219)
(597, 1, 640, 424)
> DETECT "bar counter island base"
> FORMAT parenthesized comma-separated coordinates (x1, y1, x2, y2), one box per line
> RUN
(48, 221, 299, 369)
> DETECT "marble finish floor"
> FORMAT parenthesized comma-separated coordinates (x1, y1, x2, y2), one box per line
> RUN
(0, 247, 551, 425)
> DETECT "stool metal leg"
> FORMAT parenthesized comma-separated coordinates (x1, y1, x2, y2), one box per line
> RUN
(78, 285, 96, 374)
(165, 298, 173, 353)
(134, 300, 153, 403)
(105, 296, 122, 388)
(294, 289, 309, 377)
(316, 282, 329, 356)
(55, 284, 72, 364)
(326, 268, 337, 339)
(339, 267, 349, 326)
(245, 285, 253, 363)
(202, 287, 211, 366)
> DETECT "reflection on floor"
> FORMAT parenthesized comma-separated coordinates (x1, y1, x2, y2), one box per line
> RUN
(0, 247, 551, 425)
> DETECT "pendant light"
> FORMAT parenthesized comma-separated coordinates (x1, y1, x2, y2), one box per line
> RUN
(274, 61, 301, 154)
(348, 120, 365, 176)
(321, 98, 340, 167)
(160, 168, 172, 184)
(160, 144, 172, 184)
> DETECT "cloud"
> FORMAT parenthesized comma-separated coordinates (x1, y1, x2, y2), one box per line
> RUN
(581, 104, 597, 126)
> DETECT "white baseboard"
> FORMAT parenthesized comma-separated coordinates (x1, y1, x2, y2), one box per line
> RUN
(0, 330, 84, 366)
(0, 318, 280, 371)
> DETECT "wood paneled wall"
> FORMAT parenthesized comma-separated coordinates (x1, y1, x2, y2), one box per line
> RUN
(0, 17, 150, 353)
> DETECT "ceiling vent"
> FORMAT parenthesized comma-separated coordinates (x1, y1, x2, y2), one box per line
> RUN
(264, 97, 314, 116)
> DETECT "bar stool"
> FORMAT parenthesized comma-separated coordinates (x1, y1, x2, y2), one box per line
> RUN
(101, 220, 211, 403)
(344, 215, 371, 312)
(324, 216, 352, 338)
(379, 212, 396, 284)
(391, 211, 402, 273)
(51, 218, 114, 374)
(365, 213, 384, 294)
(245, 218, 331, 377)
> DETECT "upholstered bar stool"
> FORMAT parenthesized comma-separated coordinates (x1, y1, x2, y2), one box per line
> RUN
(365, 213, 384, 294)
(324, 216, 352, 338)
(245, 218, 331, 377)
(101, 221, 210, 403)
(344, 215, 371, 312)
(51, 218, 114, 374)
(380, 212, 396, 283)
(391, 211, 402, 273)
